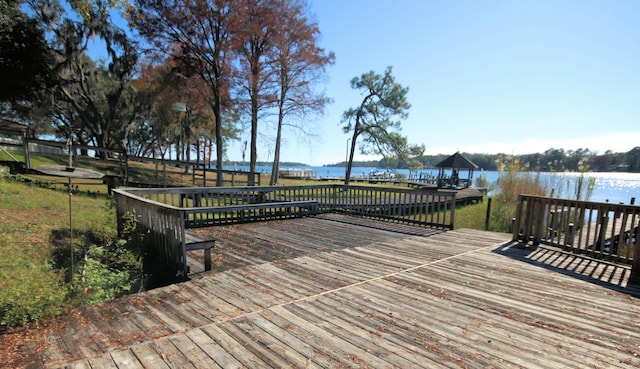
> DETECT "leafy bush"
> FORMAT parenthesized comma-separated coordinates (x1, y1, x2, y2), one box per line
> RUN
(71, 214, 146, 304)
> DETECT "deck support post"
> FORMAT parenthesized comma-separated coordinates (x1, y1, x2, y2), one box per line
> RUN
(630, 220, 640, 285)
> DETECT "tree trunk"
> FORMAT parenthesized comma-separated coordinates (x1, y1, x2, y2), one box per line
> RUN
(270, 110, 284, 186)
(214, 96, 224, 187)
(249, 74, 259, 186)
(345, 130, 359, 185)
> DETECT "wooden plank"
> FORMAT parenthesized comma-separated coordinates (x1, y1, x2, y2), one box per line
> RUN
(107, 350, 143, 369)
(166, 334, 223, 369)
(187, 279, 251, 318)
(151, 287, 213, 328)
(168, 282, 237, 322)
(87, 354, 118, 369)
(211, 272, 288, 308)
(341, 280, 561, 368)
(129, 342, 172, 369)
(200, 324, 271, 368)
(303, 293, 459, 366)
(216, 319, 313, 369)
(249, 311, 342, 368)
(151, 337, 197, 369)
(223, 265, 309, 301)
(249, 263, 325, 296)
(371, 266, 636, 368)
(266, 305, 407, 368)
(184, 329, 239, 369)
(193, 276, 265, 313)
(230, 316, 325, 369)
(288, 299, 437, 368)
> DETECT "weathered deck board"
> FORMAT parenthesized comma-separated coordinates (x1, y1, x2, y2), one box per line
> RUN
(5, 214, 640, 368)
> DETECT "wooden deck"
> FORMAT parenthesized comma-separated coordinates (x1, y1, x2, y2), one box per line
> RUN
(5, 214, 640, 368)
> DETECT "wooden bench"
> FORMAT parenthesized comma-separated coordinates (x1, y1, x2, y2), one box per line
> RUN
(185, 231, 215, 271)
(235, 200, 319, 222)
(185, 200, 320, 227)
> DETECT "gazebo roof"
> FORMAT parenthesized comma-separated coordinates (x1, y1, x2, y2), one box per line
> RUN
(435, 152, 479, 169)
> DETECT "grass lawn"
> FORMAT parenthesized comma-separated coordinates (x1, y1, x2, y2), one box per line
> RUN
(0, 173, 124, 329)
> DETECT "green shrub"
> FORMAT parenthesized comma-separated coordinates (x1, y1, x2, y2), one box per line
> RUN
(76, 256, 133, 304)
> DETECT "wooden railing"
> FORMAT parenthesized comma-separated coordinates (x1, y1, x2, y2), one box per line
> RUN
(20, 138, 261, 187)
(113, 189, 187, 279)
(113, 185, 457, 278)
(121, 184, 456, 228)
(512, 194, 640, 282)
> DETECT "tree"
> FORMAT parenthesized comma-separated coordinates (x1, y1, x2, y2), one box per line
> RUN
(233, 0, 281, 185)
(341, 66, 422, 185)
(17, 0, 141, 156)
(0, 0, 54, 123)
(269, 0, 334, 185)
(131, 0, 236, 186)
(625, 147, 640, 172)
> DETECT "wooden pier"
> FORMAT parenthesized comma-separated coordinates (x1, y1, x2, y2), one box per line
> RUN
(3, 214, 639, 368)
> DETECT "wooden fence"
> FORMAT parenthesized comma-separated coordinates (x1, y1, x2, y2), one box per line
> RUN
(113, 185, 456, 278)
(20, 138, 260, 187)
(512, 194, 640, 281)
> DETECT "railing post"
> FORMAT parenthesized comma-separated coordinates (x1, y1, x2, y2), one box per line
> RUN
(23, 136, 31, 169)
(512, 195, 524, 241)
(548, 210, 557, 241)
(532, 198, 546, 245)
(179, 209, 188, 277)
(566, 223, 574, 246)
(485, 197, 492, 231)
(596, 214, 609, 252)
(631, 220, 640, 284)
(449, 192, 456, 230)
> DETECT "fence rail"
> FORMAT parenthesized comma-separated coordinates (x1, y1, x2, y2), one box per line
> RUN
(17, 138, 261, 187)
(114, 185, 456, 279)
(512, 194, 640, 281)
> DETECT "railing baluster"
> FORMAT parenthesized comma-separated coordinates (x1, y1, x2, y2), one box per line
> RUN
(513, 194, 638, 274)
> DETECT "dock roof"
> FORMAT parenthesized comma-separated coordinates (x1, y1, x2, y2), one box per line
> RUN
(436, 151, 479, 169)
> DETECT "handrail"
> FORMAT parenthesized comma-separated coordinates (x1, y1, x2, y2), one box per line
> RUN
(513, 194, 640, 282)
(113, 184, 456, 279)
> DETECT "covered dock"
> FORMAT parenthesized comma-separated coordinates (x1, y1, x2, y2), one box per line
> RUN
(436, 152, 479, 189)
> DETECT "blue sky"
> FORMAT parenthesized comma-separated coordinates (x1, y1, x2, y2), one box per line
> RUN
(233, 0, 640, 165)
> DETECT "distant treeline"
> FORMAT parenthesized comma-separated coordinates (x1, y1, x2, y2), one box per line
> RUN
(326, 147, 640, 173)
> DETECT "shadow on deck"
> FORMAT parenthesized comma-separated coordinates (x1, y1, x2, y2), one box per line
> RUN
(493, 242, 640, 298)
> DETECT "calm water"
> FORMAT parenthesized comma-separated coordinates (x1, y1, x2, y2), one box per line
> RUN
(226, 164, 640, 205)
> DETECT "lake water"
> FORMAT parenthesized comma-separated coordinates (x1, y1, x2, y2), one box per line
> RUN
(226, 164, 640, 205)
